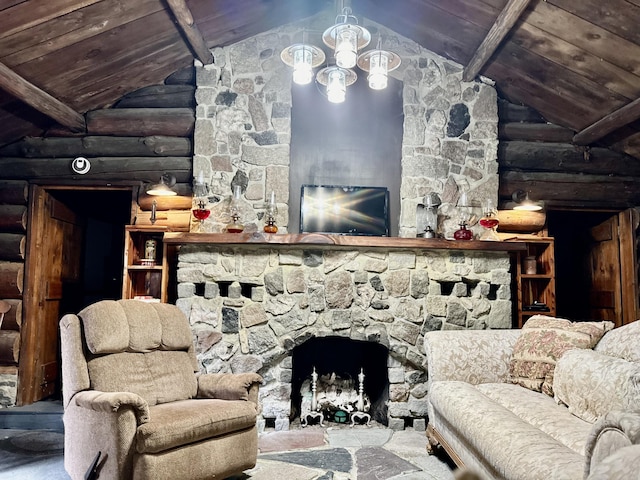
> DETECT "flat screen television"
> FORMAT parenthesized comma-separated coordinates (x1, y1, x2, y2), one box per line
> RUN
(300, 185, 390, 236)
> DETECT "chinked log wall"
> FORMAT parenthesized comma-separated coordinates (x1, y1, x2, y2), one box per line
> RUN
(497, 99, 640, 209)
(0, 67, 196, 229)
(0, 68, 196, 372)
(0, 181, 27, 369)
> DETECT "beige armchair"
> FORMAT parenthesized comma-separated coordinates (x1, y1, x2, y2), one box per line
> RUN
(60, 299, 262, 480)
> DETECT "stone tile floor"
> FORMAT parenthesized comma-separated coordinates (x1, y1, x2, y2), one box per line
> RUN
(232, 425, 456, 480)
(0, 425, 455, 480)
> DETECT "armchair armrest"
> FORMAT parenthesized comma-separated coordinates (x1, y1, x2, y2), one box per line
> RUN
(197, 372, 263, 404)
(73, 390, 150, 424)
(585, 410, 640, 478)
(425, 329, 521, 386)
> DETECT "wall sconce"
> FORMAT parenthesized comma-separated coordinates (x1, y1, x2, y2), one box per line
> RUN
(512, 190, 543, 211)
(146, 173, 177, 224)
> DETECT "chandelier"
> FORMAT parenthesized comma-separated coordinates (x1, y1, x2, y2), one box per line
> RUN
(280, 7, 401, 103)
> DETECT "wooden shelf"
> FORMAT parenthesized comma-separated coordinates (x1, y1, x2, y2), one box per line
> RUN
(164, 232, 527, 252)
(514, 237, 556, 328)
(126, 265, 164, 271)
(122, 226, 172, 302)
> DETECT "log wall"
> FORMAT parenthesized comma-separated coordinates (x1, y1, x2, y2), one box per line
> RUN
(0, 69, 195, 224)
(498, 99, 640, 209)
(0, 181, 27, 368)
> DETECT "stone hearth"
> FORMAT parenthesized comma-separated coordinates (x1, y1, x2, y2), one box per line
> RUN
(175, 242, 512, 431)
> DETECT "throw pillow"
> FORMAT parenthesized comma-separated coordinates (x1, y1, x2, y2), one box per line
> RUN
(509, 315, 614, 396)
(594, 319, 640, 362)
(553, 349, 640, 423)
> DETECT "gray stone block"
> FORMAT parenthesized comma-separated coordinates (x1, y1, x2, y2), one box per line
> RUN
(413, 418, 427, 432)
(177, 282, 195, 298)
(388, 418, 406, 431)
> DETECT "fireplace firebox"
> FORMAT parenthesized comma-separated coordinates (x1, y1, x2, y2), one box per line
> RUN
(291, 336, 389, 426)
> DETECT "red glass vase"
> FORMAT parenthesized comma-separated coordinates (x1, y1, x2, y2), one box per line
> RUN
(453, 224, 473, 240)
(192, 208, 210, 221)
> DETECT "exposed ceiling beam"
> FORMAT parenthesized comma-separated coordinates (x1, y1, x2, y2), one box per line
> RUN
(574, 98, 640, 146)
(165, 0, 214, 65)
(0, 62, 85, 132)
(462, 0, 533, 82)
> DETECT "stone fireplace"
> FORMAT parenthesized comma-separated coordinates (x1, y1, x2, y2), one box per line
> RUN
(174, 242, 513, 431)
(179, 10, 505, 432)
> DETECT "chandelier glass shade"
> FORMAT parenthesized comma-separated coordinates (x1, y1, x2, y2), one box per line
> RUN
(280, 43, 326, 85)
(280, 7, 400, 103)
(356, 41, 401, 91)
(316, 66, 357, 103)
(322, 8, 371, 69)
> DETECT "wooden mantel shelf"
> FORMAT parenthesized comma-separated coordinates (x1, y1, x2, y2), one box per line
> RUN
(163, 232, 527, 252)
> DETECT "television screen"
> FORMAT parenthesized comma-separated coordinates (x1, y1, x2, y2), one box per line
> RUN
(300, 185, 390, 236)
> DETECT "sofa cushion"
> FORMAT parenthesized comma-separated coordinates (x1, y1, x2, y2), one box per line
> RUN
(509, 315, 613, 396)
(594, 320, 640, 362)
(136, 398, 257, 454)
(429, 381, 585, 480)
(146, 351, 198, 404)
(553, 349, 640, 423)
(80, 300, 131, 354)
(79, 300, 193, 355)
(88, 350, 198, 406)
(150, 302, 194, 351)
(88, 352, 159, 404)
(476, 383, 592, 455)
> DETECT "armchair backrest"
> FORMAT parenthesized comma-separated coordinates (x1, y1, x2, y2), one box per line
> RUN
(60, 300, 198, 408)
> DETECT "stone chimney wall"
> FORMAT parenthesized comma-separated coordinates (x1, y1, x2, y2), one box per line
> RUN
(192, 13, 499, 238)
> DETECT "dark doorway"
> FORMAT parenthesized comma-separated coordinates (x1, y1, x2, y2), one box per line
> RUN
(19, 187, 133, 404)
(547, 210, 622, 321)
(47, 189, 133, 313)
(289, 74, 404, 236)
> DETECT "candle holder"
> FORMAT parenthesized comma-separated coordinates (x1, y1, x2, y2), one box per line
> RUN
(264, 191, 278, 233)
(350, 368, 371, 427)
(226, 185, 244, 233)
(301, 367, 324, 427)
(192, 171, 211, 232)
(453, 191, 473, 241)
(192, 198, 211, 231)
(479, 198, 500, 241)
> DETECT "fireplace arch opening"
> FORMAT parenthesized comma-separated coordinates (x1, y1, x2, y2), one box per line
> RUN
(291, 336, 389, 426)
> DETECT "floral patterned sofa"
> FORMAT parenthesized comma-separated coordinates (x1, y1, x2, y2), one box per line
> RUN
(424, 316, 640, 480)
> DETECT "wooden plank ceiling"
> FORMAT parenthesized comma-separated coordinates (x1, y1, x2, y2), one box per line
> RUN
(2, 0, 640, 160)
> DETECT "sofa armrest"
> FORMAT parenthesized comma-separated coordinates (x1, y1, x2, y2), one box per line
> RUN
(197, 372, 263, 404)
(585, 410, 640, 478)
(72, 390, 150, 424)
(425, 329, 521, 386)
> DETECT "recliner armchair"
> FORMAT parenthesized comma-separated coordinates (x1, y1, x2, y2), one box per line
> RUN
(60, 299, 262, 480)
